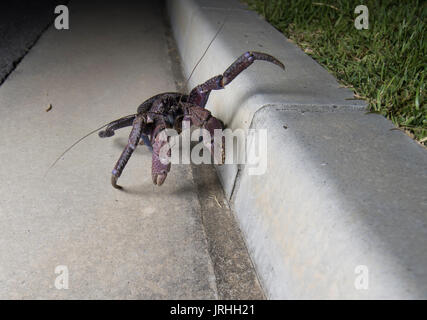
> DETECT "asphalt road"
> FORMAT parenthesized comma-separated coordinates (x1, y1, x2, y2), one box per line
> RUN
(0, 1, 64, 85)
(0, 0, 263, 299)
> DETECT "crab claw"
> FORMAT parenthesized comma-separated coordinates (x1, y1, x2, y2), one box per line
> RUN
(151, 130, 171, 186)
(203, 116, 225, 165)
(99, 129, 114, 138)
(152, 170, 168, 186)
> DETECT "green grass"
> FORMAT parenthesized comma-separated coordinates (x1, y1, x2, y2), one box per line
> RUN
(245, 0, 426, 145)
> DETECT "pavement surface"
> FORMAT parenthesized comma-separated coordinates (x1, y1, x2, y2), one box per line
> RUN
(0, 0, 263, 299)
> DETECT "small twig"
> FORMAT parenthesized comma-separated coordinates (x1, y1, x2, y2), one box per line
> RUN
(390, 126, 427, 132)
(209, 195, 222, 208)
(312, 2, 340, 11)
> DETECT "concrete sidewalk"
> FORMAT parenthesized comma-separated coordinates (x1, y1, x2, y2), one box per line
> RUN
(0, 0, 261, 299)
(168, 0, 427, 299)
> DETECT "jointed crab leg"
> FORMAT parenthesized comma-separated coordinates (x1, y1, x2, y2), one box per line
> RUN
(182, 103, 225, 164)
(99, 114, 153, 151)
(150, 115, 173, 186)
(151, 129, 171, 186)
(188, 51, 285, 107)
(98, 114, 136, 138)
(111, 115, 145, 189)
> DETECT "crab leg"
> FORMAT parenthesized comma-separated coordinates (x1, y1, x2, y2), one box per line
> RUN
(151, 130, 172, 186)
(150, 119, 172, 186)
(98, 114, 136, 138)
(182, 103, 225, 164)
(110, 115, 145, 189)
(188, 51, 285, 107)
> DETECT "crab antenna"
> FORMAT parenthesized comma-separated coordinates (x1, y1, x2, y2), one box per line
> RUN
(45, 122, 110, 176)
(178, 14, 228, 105)
(186, 17, 227, 88)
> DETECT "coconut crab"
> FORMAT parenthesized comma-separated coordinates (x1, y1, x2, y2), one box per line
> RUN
(98, 51, 284, 189)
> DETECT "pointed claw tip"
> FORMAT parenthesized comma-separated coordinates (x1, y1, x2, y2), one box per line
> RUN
(251, 51, 285, 71)
(156, 174, 167, 186)
(270, 58, 285, 70)
(152, 172, 167, 186)
(111, 175, 123, 190)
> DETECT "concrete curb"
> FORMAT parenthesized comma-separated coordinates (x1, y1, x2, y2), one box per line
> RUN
(167, 0, 427, 299)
